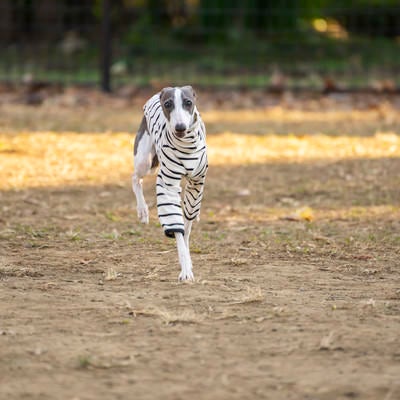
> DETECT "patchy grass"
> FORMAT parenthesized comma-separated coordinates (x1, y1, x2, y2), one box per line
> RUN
(1, 97, 400, 400)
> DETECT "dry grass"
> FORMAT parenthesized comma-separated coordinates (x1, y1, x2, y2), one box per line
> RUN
(209, 132, 400, 164)
(130, 307, 203, 325)
(228, 286, 265, 305)
(204, 107, 391, 124)
(1, 131, 399, 190)
(1, 98, 400, 400)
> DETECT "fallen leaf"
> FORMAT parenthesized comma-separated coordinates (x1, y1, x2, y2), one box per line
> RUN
(104, 267, 118, 281)
(319, 331, 335, 350)
(281, 206, 314, 222)
(361, 298, 376, 308)
(236, 189, 251, 196)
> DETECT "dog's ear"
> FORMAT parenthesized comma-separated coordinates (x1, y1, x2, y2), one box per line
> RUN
(181, 85, 196, 100)
(159, 87, 173, 101)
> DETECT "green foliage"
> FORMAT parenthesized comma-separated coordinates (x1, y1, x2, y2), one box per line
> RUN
(2, 0, 399, 87)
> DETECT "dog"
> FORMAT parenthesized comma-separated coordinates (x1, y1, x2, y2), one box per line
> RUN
(132, 86, 208, 281)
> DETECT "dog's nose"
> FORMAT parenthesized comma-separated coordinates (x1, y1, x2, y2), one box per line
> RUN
(175, 123, 186, 133)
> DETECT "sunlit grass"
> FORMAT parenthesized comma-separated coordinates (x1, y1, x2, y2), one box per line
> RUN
(0, 131, 399, 190)
(208, 132, 399, 164)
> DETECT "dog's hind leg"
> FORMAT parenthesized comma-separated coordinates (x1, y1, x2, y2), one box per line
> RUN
(132, 117, 157, 224)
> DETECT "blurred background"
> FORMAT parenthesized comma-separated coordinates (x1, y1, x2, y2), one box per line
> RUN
(0, 0, 399, 92)
(1, 5, 400, 397)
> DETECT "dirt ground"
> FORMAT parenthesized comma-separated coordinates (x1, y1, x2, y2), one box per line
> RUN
(1, 88, 400, 400)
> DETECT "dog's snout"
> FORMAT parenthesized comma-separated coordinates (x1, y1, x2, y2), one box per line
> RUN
(175, 123, 186, 133)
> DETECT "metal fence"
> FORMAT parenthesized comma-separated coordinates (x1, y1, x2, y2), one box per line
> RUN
(0, 0, 399, 91)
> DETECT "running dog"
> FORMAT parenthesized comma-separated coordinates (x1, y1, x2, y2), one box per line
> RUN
(132, 86, 208, 281)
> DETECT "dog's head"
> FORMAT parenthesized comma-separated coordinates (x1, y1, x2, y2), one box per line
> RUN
(160, 86, 197, 138)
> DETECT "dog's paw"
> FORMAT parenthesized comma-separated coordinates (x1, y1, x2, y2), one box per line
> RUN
(137, 206, 149, 224)
(178, 269, 194, 282)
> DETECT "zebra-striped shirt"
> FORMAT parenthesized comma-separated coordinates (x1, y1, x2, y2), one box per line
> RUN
(143, 93, 208, 238)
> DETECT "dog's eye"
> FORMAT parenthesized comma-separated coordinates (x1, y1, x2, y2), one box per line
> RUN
(184, 99, 192, 107)
(164, 100, 173, 109)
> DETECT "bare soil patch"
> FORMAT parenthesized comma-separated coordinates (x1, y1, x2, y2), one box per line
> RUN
(1, 92, 400, 399)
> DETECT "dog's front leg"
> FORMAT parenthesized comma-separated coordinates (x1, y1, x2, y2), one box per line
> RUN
(156, 177, 194, 281)
(184, 219, 193, 249)
(182, 177, 205, 249)
(175, 232, 194, 281)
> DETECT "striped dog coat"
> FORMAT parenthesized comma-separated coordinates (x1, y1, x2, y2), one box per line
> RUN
(143, 92, 208, 238)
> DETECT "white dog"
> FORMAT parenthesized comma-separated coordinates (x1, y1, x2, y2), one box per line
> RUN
(132, 86, 208, 281)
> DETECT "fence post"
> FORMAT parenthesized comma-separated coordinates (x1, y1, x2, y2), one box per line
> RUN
(100, 0, 111, 92)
